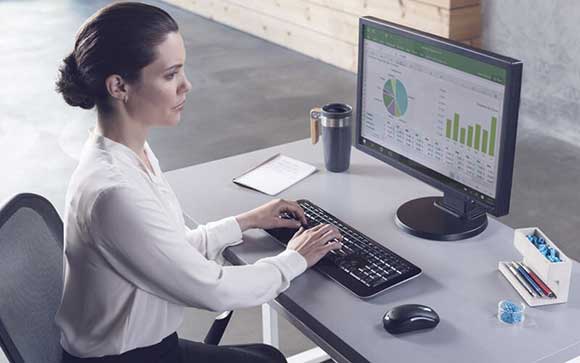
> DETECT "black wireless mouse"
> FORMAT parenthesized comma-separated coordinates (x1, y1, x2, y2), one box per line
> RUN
(383, 304, 440, 334)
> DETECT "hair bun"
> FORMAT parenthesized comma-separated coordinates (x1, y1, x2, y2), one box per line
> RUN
(55, 53, 95, 109)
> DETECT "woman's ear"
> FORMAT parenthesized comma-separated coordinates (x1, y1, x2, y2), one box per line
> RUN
(105, 74, 129, 103)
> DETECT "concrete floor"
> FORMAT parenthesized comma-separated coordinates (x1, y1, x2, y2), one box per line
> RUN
(1, 0, 579, 362)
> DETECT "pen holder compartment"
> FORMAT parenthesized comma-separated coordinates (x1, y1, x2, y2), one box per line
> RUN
(498, 227, 572, 307)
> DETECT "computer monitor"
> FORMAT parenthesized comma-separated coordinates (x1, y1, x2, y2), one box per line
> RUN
(355, 17, 523, 241)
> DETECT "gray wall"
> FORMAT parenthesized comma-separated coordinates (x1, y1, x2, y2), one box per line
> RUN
(481, 1, 580, 259)
(482, 0, 580, 144)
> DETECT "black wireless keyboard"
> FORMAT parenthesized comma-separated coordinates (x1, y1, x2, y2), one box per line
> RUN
(265, 200, 422, 298)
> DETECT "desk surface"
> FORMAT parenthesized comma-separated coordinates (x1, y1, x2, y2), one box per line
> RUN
(166, 139, 580, 363)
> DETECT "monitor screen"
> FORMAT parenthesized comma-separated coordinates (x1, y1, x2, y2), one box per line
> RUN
(355, 17, 522, 240)
(357, 18, 521, 217)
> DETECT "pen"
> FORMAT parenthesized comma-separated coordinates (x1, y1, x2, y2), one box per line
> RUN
(520, 262, 557, 298)
(511, 262, 544, 297)
(505, 262, 537, 298)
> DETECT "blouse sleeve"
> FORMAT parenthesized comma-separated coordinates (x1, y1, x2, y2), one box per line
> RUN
(183, 217, 243, 265)
(88, 185, 307, 312)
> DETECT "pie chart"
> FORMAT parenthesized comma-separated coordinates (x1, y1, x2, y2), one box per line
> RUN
(383, 79, 408, 117)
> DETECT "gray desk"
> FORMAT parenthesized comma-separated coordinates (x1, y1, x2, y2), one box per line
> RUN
(165, 138, 580, 363)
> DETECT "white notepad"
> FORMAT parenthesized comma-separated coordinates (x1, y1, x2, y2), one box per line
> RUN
(233, 154, 317, 196)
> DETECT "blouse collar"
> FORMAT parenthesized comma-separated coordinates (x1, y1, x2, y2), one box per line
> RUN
(87, 127, 162, 183)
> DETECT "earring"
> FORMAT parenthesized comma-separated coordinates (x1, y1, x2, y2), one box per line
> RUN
(123, 96, 128, 104)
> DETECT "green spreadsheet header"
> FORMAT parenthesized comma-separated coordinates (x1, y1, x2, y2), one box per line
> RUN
(364, 27, 506, 85)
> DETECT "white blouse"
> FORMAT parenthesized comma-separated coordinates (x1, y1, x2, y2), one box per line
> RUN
(55, 128, 307, 358)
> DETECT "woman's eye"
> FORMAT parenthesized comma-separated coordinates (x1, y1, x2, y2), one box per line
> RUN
(166, 72, 177, 80)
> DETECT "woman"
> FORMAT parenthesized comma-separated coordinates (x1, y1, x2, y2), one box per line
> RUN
(54, 2, 342, 362)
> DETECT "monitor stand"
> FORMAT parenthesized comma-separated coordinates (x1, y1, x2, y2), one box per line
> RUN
(395, 192, 488, 241)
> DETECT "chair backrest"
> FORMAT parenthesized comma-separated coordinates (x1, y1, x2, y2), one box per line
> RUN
(0, 193, 64, 363)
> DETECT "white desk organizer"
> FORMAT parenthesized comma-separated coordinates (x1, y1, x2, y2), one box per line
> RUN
(498, 227, 572, 307)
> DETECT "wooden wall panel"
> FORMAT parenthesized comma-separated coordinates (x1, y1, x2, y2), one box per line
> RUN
(417, 0, 479, 8)
(165, 0, 481, 72)
(305, 0, 480, 39)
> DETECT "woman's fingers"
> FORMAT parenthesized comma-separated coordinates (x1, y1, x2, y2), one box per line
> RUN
(307, 223, 327, 233)
(320, 232, 342, 248)
(312, 224, 340, 240)
(287, 222, 343, 268)
(323, 240, 343, 252)
(319, 227, 339, 239)
(277, 216, 302, 229)
(279, 200, 307, 225)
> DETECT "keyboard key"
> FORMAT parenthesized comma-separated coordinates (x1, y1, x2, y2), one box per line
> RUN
(351, 269, 366, 281)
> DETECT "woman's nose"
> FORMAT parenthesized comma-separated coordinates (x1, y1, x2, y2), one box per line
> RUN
(182, 75, 192, 93)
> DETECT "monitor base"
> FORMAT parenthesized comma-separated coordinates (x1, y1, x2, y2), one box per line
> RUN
(395, 196, 488, 241)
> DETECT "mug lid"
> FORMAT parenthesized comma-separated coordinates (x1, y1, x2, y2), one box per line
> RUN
(321, 103, 352, 119)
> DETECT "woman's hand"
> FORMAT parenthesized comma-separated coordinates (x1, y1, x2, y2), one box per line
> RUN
(287, 224, 343, 268)
(235, 199, 308, 231)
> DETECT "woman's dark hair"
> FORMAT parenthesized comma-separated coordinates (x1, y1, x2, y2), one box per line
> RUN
(55, 2, 178, 112)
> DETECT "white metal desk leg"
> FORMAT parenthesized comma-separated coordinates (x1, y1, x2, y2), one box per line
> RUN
(262, 304, 331, 363)
(262, 303, 279, 348)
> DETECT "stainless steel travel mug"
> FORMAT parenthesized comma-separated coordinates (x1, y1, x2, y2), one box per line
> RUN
(310, 103, 352, 172)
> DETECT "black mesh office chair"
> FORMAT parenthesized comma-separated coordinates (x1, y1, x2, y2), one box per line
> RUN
(0, 193, 232, 363)
(0, 193, 64, 363)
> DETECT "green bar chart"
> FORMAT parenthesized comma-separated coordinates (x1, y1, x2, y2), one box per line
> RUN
(445, 113, 497, 156)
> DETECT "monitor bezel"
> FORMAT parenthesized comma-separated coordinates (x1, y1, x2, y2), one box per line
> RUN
(355, 16, 522, 217)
